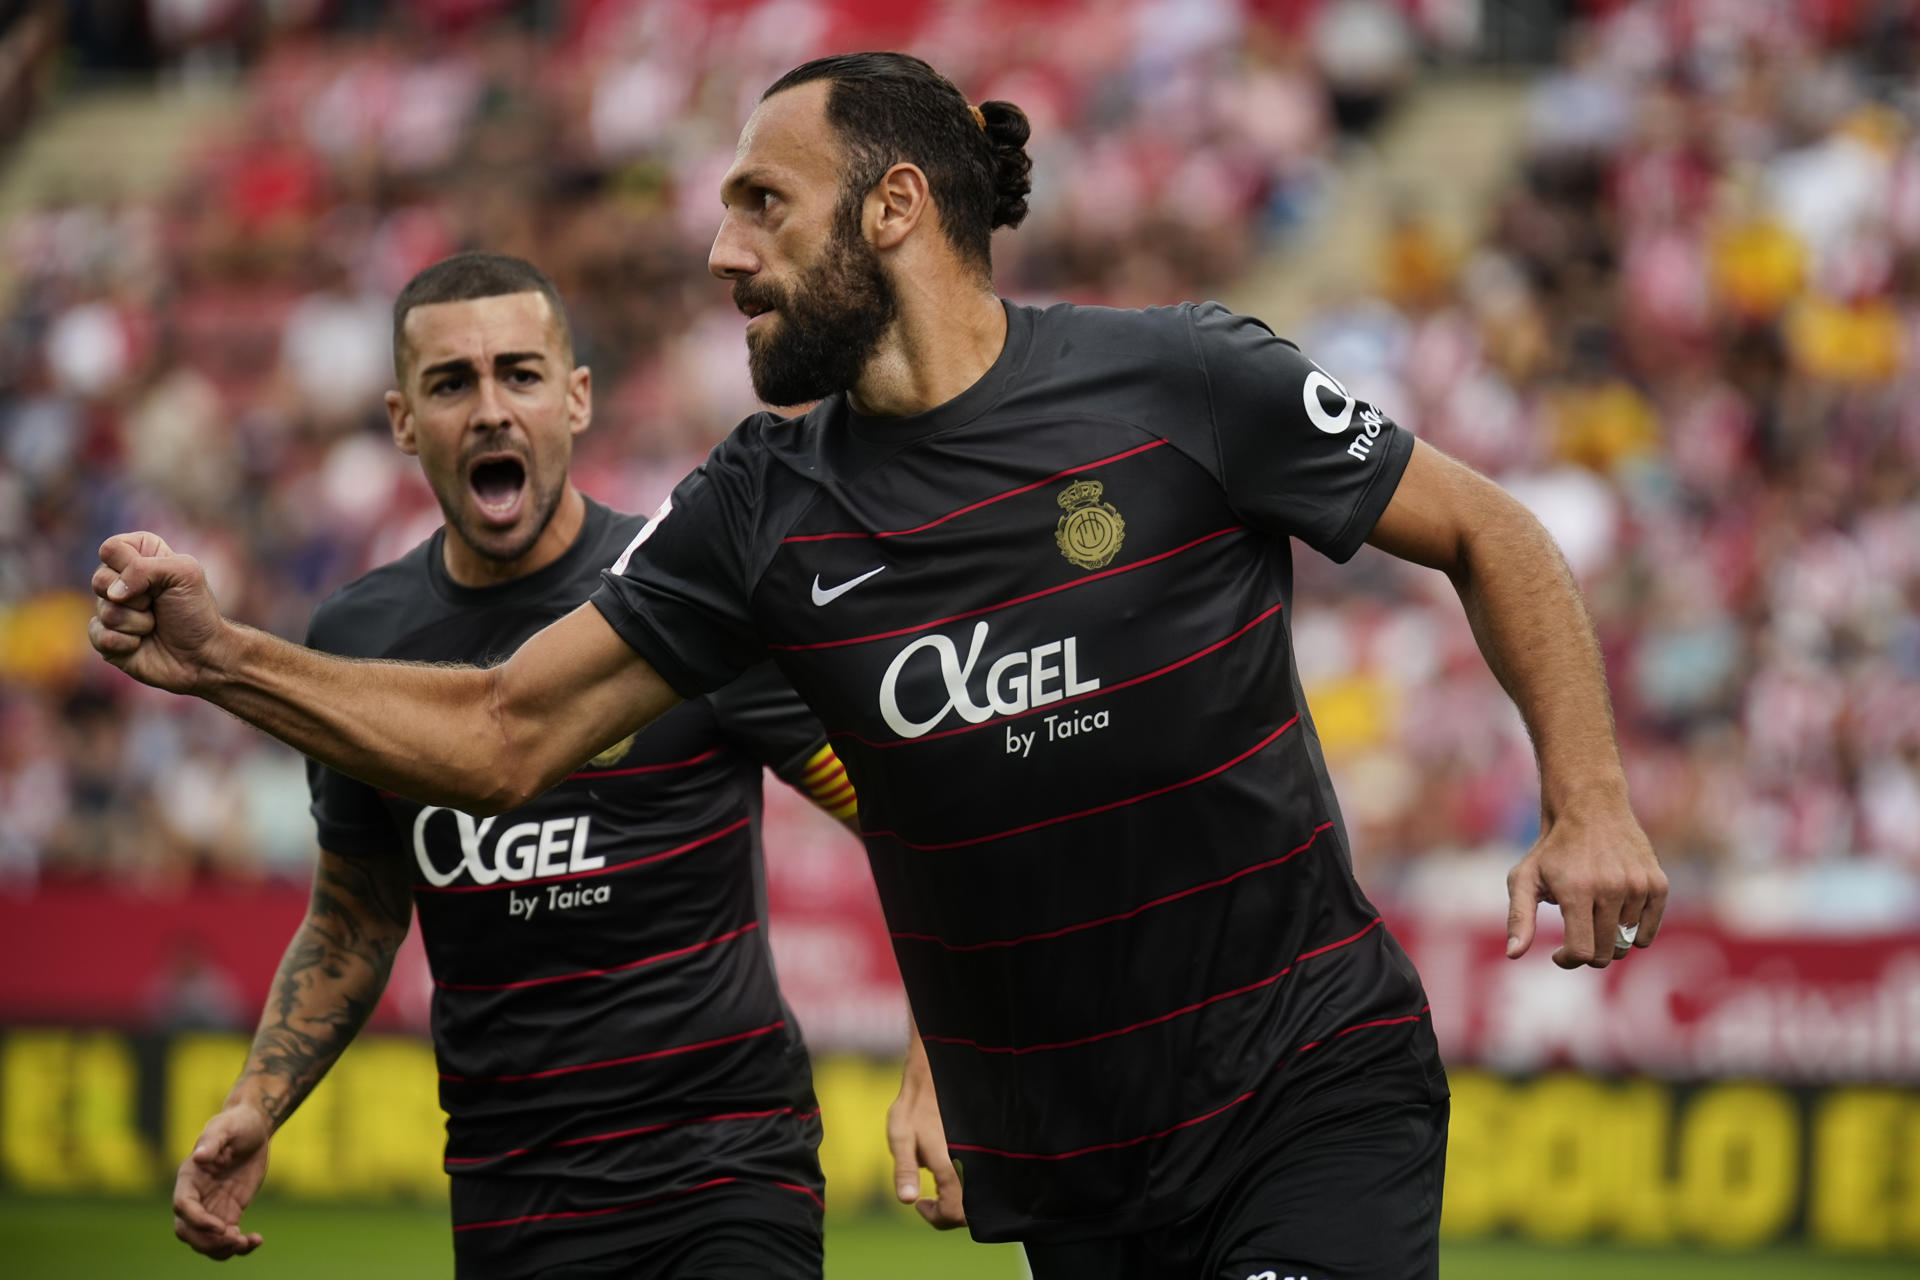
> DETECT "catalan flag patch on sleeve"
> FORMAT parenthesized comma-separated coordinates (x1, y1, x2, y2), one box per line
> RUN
(798, 744, 858, 821)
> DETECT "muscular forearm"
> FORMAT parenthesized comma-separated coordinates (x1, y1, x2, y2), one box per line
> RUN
(1448, 503, 1625, 820)
(228, 855, 411, 1128)
(1370, 443, 1664, 965)
(201, 623, 523, 812)
(95, 540, 677, 812)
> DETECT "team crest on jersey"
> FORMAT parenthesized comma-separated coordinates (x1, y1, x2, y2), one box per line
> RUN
(1055, 480, 1125, 570)
(588, 734, 636, 767)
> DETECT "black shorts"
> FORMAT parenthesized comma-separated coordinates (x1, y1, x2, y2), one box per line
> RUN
(452, 1176, 823, 1280)
(531, 1217, 822, 1280)
(1023, 1093, 1448, 1280)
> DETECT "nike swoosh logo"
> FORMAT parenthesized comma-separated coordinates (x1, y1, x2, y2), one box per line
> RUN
(811, 566, 885, 606)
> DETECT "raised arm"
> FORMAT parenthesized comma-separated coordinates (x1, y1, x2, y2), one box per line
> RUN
(89, 532, 679, 813)
(173, 847, 412, 1259)
(1367, 441, 1668, 969)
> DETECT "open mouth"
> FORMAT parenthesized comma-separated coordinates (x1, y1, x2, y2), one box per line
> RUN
(468, 454, 528, 526)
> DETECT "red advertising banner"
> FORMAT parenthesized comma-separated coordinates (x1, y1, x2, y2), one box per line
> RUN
(1395, 917, 1920, 1083)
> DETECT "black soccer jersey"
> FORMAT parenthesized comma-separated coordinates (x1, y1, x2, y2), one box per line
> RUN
(307, 497, 829, 1278)
(590, 301, 1449, 1244)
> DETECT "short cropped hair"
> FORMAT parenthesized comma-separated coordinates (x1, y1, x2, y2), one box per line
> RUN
(391, 252, 572, 378)
(762, 52, 1032, 273)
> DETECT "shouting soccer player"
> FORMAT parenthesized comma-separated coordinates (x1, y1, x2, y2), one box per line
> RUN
(97, 55, 1666, 1280)
(168, 254, 853, 1279)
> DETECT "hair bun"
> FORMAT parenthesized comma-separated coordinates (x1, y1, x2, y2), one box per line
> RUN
(977, 100, 1032, 230)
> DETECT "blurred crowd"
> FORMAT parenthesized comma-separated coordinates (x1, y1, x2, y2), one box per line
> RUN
(3, 0, 1919, 929)
(1306, 0, 1920, 928)
(0, 0, 1393, 887)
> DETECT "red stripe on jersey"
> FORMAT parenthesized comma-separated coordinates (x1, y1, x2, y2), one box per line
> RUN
(892, 821, 1332, 951)
(770, 525, 1244, 652)
(567, 748, 721, 780)
(948, 1090, 1258, 1162)
(452, 1175, 821, 1232)
(774, 1181, 827, 1211)
(444, 1105, 820, 1166)
(1292, 1005, 1432, 1055)
(414, 816, 749, 895)
(864, 715, 1298, 852)
(945, 1005, 1430, 1163)
(920, 920, 1381, 1056)
(837, 601, 1286, 749)
(781, 439, 1170, 544)
(433, 921, 760, 991)
(439, 1020, 787, 1084)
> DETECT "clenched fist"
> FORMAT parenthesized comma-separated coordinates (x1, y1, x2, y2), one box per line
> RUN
(89, 531, 233, 694)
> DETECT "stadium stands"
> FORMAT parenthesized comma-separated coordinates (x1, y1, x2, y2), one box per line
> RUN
(5, 4, 1920, 1264)
(3, 1, 1915, 929)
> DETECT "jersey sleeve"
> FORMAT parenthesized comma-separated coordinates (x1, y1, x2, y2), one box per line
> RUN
(1187, 301, 1414, 562)
(588, 431, 768, 698)
(303, 608, 406, 859)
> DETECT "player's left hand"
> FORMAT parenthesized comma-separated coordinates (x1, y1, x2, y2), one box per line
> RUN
(173, 1102, 271, 1259)
(1505, 798, 1667, 969)
(888, 1037, 966, 1229)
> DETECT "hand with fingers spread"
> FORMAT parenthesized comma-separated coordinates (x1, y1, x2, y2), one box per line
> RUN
(888, 1028, 967, 1230)
(89, 531, 234, 695)
(173, 1103, 271, 1260)
(1506, 793, 1669, 969)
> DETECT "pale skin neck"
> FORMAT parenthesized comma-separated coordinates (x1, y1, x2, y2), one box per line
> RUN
(441, 484, 589, 588)
(846, 273, 1007, 419)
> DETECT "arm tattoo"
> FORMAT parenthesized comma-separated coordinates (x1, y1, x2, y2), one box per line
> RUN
(239, 851, 413, 1125)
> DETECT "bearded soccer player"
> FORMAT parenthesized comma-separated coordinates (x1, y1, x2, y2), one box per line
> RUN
(98, 56, 1666, 1280)
(167, 254, 853, 1280)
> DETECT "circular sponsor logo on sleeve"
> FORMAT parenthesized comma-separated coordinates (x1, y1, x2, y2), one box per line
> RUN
(1302, 370, 1355, 434)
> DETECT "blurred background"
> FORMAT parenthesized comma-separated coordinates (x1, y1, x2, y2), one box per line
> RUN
(1, 0, 1918, 1276)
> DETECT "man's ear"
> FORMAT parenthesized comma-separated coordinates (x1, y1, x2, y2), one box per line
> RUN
(386, 389, 417, 455)
(567, 365, 592, 438)
(868, 162, 931, 251)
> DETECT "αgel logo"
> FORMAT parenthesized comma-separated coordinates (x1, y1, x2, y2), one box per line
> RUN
(879, 621, 1099, 739)
(412, 809, 604, 887)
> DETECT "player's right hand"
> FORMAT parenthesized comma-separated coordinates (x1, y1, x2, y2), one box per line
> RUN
(173, 1103, 271, 1259)
(887, 1040, 966, 1230)
(90, 531, 231, 695)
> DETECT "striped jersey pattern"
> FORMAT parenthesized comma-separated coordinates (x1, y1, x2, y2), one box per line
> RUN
(592, 302, 1450, 1244)
(307, 498, 843, 1277)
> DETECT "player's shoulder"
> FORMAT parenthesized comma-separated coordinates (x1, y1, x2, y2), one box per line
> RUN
(718, 406, 815, 461)
(306, 535, 441, 657)
(1025, 298, 1299, 362)
(702, 407, 828, 505)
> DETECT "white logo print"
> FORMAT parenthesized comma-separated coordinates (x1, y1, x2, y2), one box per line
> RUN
(811, 565, 885, 606)
(412, 808, 605, 887)
(1301, 367, 1354, 435)
(610, 495, 673, 575)
(878, 621, 1099, 739)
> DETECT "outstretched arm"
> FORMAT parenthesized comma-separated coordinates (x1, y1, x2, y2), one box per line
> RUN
(173, 848, 413, 1259)
(90, 532, 680, 813)
(1368, 441, 1668, 969)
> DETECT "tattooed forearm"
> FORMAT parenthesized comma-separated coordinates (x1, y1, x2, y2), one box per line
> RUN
(230, 849, 413, 1126)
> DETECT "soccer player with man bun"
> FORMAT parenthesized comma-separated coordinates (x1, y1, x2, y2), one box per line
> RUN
(168, 253, 853, 1279)
(99, 55, 1666, 1279)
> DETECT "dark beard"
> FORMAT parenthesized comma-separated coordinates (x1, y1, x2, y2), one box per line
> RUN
(738, 211, 897, 407)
